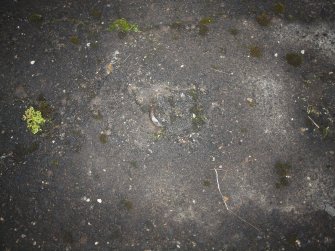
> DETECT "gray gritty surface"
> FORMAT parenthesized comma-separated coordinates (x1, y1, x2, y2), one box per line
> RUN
(0, 0, 335, 250)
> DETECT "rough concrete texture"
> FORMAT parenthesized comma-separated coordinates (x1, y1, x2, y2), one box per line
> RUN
(0, 0, 335, 250)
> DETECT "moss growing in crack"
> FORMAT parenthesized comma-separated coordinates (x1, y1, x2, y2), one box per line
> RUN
(23, 107, 46, 134)
(256, 12, 271, 26)
(28, 13, 43, 24)
(188, 88, 199, 101)
(249, 46, 262, 58)
(70, 35, 80, 45)
(99, 133, 108, 144)
(286, 53, 302, 67)
(108, 18, 139, 32)
(275, 161, 291, 188)
(274, 3, 285, 14)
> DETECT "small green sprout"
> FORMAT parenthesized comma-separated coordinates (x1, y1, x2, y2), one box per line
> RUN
(108, 18, 139, 32)
(22, 107, 46, 134)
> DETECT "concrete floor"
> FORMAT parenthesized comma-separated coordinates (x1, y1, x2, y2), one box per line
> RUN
(0, 0, 335, 250)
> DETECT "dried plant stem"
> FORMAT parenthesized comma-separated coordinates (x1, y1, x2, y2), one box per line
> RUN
(214, 168, 261, 232)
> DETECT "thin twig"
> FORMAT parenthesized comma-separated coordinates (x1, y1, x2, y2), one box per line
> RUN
(307, 115, 320, 129)
(214, 168, 261, 232)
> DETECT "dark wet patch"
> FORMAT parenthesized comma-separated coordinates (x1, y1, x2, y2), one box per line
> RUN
(37, 94, 53, 119)
(62, 231, 74, 244)
(274, 3, 285, 14)
(249, 46, 262, 58)
(99, 133, 108, 144)
(286, 53, 302, 67)
(70, 35, 80, 45)
(256, 12, 271, 26)
(13, 142, 39, 161)
(229, 28, 239, 36)
(90, 8, 102, 19)
(198, 24, 209, 36)
(170, 21, 184, 30)
(275, 161, 291, 188)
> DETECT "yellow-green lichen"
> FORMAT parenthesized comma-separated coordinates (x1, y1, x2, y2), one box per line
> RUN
(22, 107, 46, 134)
(108, 18, 139, 32)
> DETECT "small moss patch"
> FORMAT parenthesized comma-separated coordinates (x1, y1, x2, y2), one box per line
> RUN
(121, 199, 133, 211)
(28, 13, 43, 24)
(203, 180, 211, 187)
(199, 17, 213, 25)
(274, 3, 285, 14)
(22, 107, 46, 134)
(256, 12, 271, 26)
(190, 105, 206, 130)
(275, 161, 291, 188)
(70, 36, 80, 45)
(249, 46, 262, 58)
(129, 160, 138, 168)
(99, 133, 108, 144)
(286, 53, 302, 67)
(108, 18, 139, 32)
(92, 110, 103, 120)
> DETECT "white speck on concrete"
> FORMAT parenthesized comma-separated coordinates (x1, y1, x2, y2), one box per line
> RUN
(30, 60, 35, 65)
(301, 50, 305, 54)
(97, 199, 102, 203)
(95, 241, 99, 245)
(274, 53, 278, 57)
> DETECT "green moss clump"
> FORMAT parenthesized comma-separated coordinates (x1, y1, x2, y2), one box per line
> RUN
(286, 53, 302, 67)
(274, 3, 285, 14)
(256, 12, 271, 26)
(108, 18, 139, 32)
(22, 107, 46, 134)
(249, 46, 262, 58)
(70, 36, 80, 45)
(28, 13, 43, 24)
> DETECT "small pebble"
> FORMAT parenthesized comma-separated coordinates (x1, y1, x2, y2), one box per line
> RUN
(30, 60, 35, 65)
(97, 199, 102, 203)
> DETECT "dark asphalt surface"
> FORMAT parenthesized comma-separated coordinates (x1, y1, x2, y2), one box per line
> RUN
(1, 0, 335, 250)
